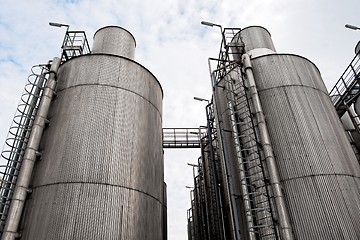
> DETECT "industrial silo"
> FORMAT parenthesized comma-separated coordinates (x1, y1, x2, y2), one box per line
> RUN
(13, 26, 164, 239)
(236, 26, 360, 239)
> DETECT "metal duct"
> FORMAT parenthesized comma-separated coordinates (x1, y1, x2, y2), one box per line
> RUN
(19, 27, 164, 240)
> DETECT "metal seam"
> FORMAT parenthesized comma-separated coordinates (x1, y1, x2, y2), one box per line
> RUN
(56, 83, 162, 117)
(31, 181, 164, 205)
(281, 173, 360, 182)
(257, 84, 329, 96)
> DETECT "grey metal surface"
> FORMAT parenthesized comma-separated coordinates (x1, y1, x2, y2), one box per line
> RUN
(163, 182, 167, 240)
(92, 26, 136, 59)
(340, 111, 356, 131)
(19, 53, 164, 239)
(242, 54, 293, 240)
(355, 96, 360, 116)
(213, 79, 244, 240)
(235, 26, 276, 54)
(22, 183, 163, 239)
(251, 53, 360, 239)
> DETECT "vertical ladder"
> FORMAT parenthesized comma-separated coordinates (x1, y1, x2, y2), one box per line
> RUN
(210, 26, 278, 238)
(196, 158, 209, 240)
(201, 103, 224, 240)
(0, 64, 49, 233)
(223, 65, 277, 239)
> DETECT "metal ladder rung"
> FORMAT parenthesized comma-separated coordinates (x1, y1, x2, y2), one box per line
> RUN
(225, 75, 277, 239)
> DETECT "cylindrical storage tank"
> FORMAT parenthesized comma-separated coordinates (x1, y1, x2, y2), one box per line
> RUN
(20, 27, 164, 240)
(232, 26, 276, 59)
(250, 53, 360, 239)
(92, 26, 136, 59)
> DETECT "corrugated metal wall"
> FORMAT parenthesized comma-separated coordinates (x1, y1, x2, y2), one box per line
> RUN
(237, 26, 276, 53)
(19, 27, 164, 239)
(187, 26, 360, 240)
(92, 26, 136, 58)
(251, 53, 360, 239)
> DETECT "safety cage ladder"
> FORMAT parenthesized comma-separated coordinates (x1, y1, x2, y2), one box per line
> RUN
(0, 64, 50, 233)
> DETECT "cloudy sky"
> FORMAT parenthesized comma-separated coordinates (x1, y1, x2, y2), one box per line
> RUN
(0, 0, 359, 239)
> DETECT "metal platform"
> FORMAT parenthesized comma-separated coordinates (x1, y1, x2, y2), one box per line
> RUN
(61, 30, 91, 62)
(329, 54, 360, 117)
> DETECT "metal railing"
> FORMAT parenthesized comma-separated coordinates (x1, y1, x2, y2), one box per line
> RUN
(224, 66, 277, 239)
(162, 128, 205, 148)
(210, 28, 243, 87)
(329, 54, 360, 116)
(61, 30, 91, 62)
(208, 28, 279, 239)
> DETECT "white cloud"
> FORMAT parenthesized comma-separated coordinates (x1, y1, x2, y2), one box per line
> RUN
(0, 0, 359, 239)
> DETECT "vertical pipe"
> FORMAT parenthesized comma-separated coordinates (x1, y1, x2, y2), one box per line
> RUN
(242, 53, 294, 240)
(209, 58, 242, 240)
(205, 104, 224, 240)
(1, 57, 61, 240)
(212, 83, 241, 240)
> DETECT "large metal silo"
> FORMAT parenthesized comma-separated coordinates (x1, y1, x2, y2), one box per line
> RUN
(238, 26, 360, 239)
(19, 26, 164, 239)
